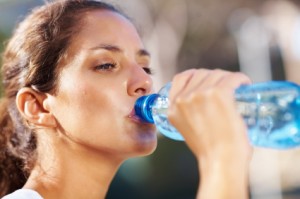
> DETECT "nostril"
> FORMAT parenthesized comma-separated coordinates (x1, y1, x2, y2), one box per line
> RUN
(135, 88, 146, 96)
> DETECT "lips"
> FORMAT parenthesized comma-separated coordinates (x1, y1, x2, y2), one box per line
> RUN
(128, 108, 142, 121)
(128, 108, 150, 124)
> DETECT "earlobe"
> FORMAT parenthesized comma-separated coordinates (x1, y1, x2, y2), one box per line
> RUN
(16, 87, 57, 128)
(38, 113, 57, 128)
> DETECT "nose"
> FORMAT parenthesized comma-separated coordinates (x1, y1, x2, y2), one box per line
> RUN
(127, 65, 153, 97)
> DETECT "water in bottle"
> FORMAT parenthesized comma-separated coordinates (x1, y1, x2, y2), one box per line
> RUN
(134, 81, 300, 149)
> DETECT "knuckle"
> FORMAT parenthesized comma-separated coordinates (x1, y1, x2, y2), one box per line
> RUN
(231, 72, 251, 83)
(204, 88, 225, 99)
(173, 96, 186, 109)
(168, 97, 183, 122)
(195, 68, 211, 75)
(212, 68, 226, 74)
(172, 68, 197, 82)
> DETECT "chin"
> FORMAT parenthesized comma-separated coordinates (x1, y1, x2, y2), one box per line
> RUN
(125, 121, 157, 157)
(131, 132, 158, 157)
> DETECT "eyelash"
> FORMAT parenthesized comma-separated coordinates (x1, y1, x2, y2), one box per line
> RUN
(143, 67, 154, 75)
(94, 63, 154, 75)
(94, 63, 117, 71)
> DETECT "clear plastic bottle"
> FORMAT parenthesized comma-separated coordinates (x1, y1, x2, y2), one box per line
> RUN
(134, 81, 300, 149)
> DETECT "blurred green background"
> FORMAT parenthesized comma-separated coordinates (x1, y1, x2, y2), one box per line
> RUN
(2, 0, 300, 199)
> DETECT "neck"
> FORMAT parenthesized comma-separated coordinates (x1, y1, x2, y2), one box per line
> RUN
(24, 132, 124, 199)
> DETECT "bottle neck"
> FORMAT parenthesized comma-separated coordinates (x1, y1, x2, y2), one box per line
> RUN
(134, 94, 160, 123)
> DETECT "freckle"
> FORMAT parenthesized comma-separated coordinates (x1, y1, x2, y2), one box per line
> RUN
(82, 88, 89, 96)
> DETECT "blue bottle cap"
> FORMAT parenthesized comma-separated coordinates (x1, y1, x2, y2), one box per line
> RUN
(134, 94, 159, 123)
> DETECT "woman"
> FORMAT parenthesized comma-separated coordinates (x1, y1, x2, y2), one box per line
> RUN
(0, 0, 252, 198)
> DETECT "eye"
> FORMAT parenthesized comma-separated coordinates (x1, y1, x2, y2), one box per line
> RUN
(94, 62, 117, 71)
(143, 67, 154, 75)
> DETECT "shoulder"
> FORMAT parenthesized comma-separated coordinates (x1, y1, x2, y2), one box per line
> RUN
(2, 189, 43, 199)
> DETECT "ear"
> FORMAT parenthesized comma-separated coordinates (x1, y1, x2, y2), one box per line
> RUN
(16, 87, 57, 128)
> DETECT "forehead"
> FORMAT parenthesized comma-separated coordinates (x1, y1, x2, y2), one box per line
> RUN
(70, 10, 143, 50)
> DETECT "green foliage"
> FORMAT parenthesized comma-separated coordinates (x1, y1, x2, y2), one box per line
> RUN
(0, 30, 8, 97)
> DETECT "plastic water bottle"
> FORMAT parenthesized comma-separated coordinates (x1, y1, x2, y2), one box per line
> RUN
(134, 81, 300, 149)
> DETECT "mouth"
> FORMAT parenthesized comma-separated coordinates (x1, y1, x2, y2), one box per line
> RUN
(127, 108, 157, 137)
(128, 109, 151, 124)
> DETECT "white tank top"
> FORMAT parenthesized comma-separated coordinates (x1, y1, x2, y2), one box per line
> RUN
(2, 189, 43, 199)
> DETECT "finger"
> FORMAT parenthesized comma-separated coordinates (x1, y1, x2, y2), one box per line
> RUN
(194, 69, 231, 89)
(169, 68, 197, 102)
(217, 72, 252, 90)
(174, 68, 212, 97)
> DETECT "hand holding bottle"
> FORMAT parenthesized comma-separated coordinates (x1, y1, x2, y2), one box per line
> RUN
(167, 69, 252, 199)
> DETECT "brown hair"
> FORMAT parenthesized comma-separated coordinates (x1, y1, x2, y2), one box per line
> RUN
(0, 0, 123, 196)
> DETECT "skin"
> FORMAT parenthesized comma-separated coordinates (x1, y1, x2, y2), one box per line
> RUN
(168, 69, 252, 199)
(15, 9, 252, 199)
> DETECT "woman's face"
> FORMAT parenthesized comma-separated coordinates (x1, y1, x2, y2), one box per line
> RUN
(47, 10, 157, 158)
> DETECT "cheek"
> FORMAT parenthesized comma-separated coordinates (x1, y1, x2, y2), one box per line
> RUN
(56, 80, 122, 134)
(69, 85, 111, 120)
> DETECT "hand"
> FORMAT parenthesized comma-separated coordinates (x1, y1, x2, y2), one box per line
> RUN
(167, 68, 252, 199)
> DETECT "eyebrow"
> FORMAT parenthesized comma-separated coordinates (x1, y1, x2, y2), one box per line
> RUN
(89, 44, 151, 57)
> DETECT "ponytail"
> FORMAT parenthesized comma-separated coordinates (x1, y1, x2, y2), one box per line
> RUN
(0, 98, 36, 197)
